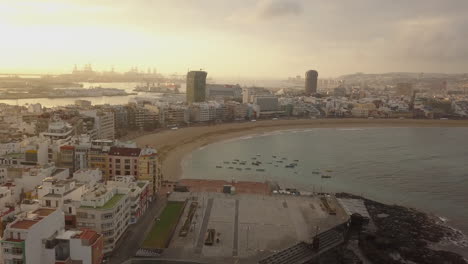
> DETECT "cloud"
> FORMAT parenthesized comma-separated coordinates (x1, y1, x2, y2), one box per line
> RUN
(256, 0, 302, 19)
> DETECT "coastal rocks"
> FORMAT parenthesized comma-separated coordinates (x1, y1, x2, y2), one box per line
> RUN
(336, 193, 467, 264)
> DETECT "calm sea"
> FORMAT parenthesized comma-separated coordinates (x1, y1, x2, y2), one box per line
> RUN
(182, 127, 468, 237)
(0, 82, 186, 107)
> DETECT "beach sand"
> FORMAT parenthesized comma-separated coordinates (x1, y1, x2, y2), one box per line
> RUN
(132, 118, 468, 182)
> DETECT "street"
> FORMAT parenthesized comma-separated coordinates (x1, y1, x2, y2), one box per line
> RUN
(109, 196, 168, 264)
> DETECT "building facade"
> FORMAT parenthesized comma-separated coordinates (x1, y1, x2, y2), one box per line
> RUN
(305, 70, 318, 95)
(186, 71, 207, 104)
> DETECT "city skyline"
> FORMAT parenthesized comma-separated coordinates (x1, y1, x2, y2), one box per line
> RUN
(1, 0, 468, 78)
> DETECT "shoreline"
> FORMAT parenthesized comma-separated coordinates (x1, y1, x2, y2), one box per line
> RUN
(133, 118, 468, 182)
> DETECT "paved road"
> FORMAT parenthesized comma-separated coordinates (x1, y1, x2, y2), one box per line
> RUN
(195, 198, 214, 254)
(109, 197, 168, 264)
(232, 199, 239, 257)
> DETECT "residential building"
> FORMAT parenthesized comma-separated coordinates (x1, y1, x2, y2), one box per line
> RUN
(137, 147, 159, 194)
(41, 121, 74, 142)
(252, 95, 279, 112)
(108, 147, 141, 180)
(76, 185, 130, 253)
(1, 208, 103, 264)
(107, 176, 151, 224)
(1, 208, 64, 264)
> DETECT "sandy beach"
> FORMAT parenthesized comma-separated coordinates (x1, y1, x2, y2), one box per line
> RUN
(132, 118, 468, 182)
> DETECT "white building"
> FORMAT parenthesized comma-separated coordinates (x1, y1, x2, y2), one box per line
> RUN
(81, 110, 115, 140)
(0, 208, 104, 264)
(11, 165, 69, 194)
(73, 169, 102, 187)
(1, 208, 64, 264)
(76, 185, 130, 253)
(41, 121, 74, 142)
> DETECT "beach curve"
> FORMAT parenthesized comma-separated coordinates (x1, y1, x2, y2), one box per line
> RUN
(132, 118, 468, 182)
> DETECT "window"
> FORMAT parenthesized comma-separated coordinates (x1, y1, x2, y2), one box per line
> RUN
(45, 200, 51, 207)
(3, 248, 9, 253)
(55, 201, 59, 207)
(125, 159, 130, 164)
(102, 213, 113, 219)
(102, 222, 113, 229)
(116, 159, 120, 163)
(124, 165, 130, 170)
(12, 247, 23, 255)
(77, 212, 88, 218)
(125, 171, 130, 175)
(102, 230, 114, 236)
(68, 207, 72, 214)
(116, 170, 121, 175)
(13, 259, 24, 264)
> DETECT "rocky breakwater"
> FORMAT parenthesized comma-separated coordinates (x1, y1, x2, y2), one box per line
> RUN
(336, 193, 467, 264)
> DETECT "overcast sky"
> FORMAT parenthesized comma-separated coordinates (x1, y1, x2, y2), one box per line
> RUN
(1, 0, 467, 78)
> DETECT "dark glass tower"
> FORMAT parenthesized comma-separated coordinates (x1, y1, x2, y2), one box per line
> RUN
(305, 70, 318, 95)
(186, 71, 207, 103)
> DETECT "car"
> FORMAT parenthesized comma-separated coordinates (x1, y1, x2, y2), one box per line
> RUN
(251, 119, 257, 122)
(171, 127, 179, 130)
(272, 118, 278, 120)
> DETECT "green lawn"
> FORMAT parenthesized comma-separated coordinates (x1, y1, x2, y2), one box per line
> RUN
(142, 201, 185, 249)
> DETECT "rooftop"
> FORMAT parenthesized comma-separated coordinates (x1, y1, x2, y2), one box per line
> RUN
(109, 147, 141, 157)
(81, 193, 125, 210)
(75, 229, 101, 244)
(33, 208, 56, 217)
(10, 219, 37, 230)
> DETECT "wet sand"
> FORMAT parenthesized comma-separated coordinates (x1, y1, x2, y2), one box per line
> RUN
(132, 118, 468, 182)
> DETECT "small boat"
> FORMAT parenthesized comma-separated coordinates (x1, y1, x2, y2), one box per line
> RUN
(256, 169, 265, 172)
(223, 161, 230, 164)
(276, 160, 283, 163)
(282, 158, 287, 160)
(274, 165, 279, 167)
(234, 159, 239, 161)
(312, 171, 320, 174)
(245, 168, 251, 170)
(321, 175, 332, 179)
(236, 168, 242, 171)
(267, 162, 272, 164)
(272, 155, 277, 158)
(232, 162, 238, 164)
(285, 164, 295, 168)
(325, 170, 333, 172)
(293, 159, 299, 162)
(256, 154, 261, 156)
(252, 157, 257, 160)
(216, 166, 222, 168)
(228, 167, 234, 169)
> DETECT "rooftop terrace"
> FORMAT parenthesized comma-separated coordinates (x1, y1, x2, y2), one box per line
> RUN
(81, 193, 125, 210)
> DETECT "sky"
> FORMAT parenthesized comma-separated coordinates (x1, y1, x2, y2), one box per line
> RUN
(1, 0, 468, 78)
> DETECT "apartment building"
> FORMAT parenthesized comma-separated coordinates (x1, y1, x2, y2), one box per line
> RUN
(76, 185, 130, 253)
(1, 208, 103, 264)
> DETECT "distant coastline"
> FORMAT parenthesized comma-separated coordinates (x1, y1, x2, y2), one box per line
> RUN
(0, 93, 137, 100)
(133, 118, 468, 182)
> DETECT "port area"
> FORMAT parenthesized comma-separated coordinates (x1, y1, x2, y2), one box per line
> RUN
(137, 188, 349, 264)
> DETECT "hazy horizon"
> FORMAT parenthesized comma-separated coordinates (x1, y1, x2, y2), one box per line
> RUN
(1, 0, 468, 78)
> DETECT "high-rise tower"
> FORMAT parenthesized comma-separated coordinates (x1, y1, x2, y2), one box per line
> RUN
(186, 71, 207, 103)
(305, 70, 318, 95)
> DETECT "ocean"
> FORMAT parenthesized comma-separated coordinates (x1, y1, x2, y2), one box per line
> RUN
(182, 127, 468, 238)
